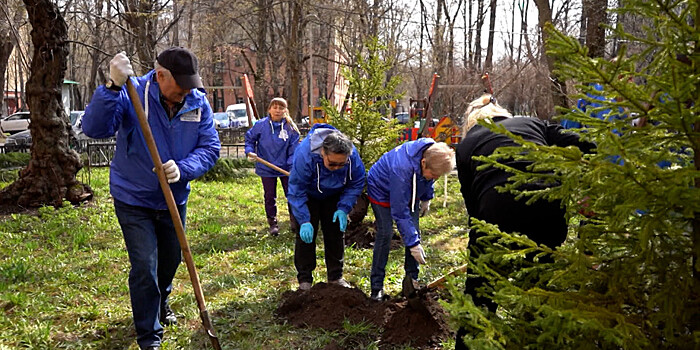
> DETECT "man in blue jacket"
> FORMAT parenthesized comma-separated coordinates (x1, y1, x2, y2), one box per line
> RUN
(82, 48, 220, 350)
(287, 124, 365, 291)
(366, 139, 455, 301)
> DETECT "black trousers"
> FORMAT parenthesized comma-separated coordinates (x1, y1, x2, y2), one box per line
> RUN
(294, 194, 345, 283)
(456, 187, 568, 349)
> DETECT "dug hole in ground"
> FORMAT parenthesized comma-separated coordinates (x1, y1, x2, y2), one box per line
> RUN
(276, 283, 452, 349)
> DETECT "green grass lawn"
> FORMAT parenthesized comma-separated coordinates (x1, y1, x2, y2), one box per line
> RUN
(0, 167, 469, 349)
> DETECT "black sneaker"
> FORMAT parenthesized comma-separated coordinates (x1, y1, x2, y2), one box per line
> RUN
(160, 302, 177, 326)
(143, 347, 160, 350)
(370, 289, 384, 301)
(269, 225, 280, 236)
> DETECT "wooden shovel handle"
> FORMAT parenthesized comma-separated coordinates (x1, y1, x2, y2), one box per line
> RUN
(251, 154, 290, 176)
(426, 263, 469, 290)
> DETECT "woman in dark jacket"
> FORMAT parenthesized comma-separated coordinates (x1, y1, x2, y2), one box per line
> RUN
(455, 94, 594, 349)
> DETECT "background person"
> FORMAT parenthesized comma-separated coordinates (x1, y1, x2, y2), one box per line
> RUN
(366, 139, 455, 301)
(454, 94, 594, 349)
(287, 124, 365, 291)
(82, 48, 221, 350)
(245, 97, 300, 236)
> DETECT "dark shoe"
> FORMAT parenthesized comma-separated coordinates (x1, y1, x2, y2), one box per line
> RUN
(269, 224, 279, 236)
(160, 302, 177, 326)
(370, 289, 384, 301)
(144, 347, 160, 350)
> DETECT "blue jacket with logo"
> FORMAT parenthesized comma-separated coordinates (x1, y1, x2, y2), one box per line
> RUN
(244, 116, 299, 177)
(287, 124, 365, 224)
(82, 70, 221, 209)
(367, 138, 435, 247)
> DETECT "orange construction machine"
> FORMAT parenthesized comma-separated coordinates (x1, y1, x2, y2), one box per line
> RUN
(399, 73, 462, 146)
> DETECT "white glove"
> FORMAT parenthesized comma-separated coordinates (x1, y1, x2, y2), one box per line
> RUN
(419, 200, 431, 217)
(153, 159, 180, 183)
(109, 51, 134, 87)
(247, 152, 257, 161)
(410, 244, 427, 264)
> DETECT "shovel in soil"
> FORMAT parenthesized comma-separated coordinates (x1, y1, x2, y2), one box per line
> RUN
(402, 263, 469, 314)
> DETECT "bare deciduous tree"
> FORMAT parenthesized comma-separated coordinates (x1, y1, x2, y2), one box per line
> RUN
(1, 0, 92, 208)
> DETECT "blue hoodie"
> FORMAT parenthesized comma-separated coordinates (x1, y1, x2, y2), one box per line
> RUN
(82, 71, 221, 209)
(367, 138, 435, 247)
(287, 124, 365, 224)
(244, 116, 299, 177)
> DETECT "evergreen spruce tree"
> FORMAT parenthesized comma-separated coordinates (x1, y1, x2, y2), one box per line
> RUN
(446, 1, 699, 348)
(321, 37, 405, 170)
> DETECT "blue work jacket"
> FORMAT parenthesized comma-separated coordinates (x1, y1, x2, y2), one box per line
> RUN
(82, 70, 221, 209)
(287, 124, 365, 224)
(367, 138, 435, 247)
(244, 116, 299, 177)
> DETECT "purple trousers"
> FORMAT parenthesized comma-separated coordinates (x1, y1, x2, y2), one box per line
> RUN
(261, 176, 298, 230)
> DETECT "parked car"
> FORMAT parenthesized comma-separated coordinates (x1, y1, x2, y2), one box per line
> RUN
(212, 112, 231, 129)
(226, 103, 255, 128)
(3, 111, 90, 152)
(395, 112, 411, 124)
(0, 111, 31, 134)
(3, 129, 31, 152)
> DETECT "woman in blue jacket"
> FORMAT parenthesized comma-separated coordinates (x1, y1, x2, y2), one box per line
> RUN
(245, 97, 300, 236)
(287, 124, 365, 291)
(366, 139, 455, 301)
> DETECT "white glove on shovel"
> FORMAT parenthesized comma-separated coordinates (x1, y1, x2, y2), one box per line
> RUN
(419, 200, 431, 217)
(153, 159, 180, 183)
(109, 51, 134, 87)
(410, 244, 427, 264)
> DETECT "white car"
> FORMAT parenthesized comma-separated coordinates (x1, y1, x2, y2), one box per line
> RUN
(226, 103, 256, 128)
(1, 111, 31, 134)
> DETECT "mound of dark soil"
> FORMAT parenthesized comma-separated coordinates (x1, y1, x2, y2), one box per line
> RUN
(276, 283, 452, 348)
(381, 294, 452, 348)
(276, 283, 387, 330)
(344, 221, 404, 250)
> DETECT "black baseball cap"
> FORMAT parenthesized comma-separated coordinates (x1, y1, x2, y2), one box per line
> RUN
(156, 47, 204, 90)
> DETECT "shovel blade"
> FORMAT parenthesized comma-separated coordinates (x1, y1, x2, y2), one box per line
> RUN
(402, 275, 417, 298)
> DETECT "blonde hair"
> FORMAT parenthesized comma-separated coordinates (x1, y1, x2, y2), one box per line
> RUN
(461, 94, 512, 138)
(268, 97, 299, 134)
(423, 142, 456, 176)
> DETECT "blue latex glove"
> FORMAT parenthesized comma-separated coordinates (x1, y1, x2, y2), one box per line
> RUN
(299, 222, 314, 243)
(333, 210, 348, 232)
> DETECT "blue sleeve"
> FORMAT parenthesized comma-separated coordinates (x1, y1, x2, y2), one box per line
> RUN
(420, 181, 435, 201)
(288, 151, 312, 224)
(336, 150, 365, 214)
(287, 130, 300, 169)
(560, 119, 582, 129)
(244, 122, 261, 155)
(82, 85, 129, 138)
(390, 167, 420, 247)
(175, 101, 221, 182)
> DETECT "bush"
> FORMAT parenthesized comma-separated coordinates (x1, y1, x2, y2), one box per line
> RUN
(0, 152, 30, 169)
(198, 158, 254, 182)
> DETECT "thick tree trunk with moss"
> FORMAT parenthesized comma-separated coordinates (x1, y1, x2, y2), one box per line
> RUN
(0, 0, 92, 208)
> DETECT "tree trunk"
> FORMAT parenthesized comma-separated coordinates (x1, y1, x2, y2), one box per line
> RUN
(582, 0, 607, 58)
(124, 0, 157, 72)
(286, 0, 303, 120)
(1, 0, 92, 208)
(484, 0, 497, 71)
(474, 0, 484, 70)
(533, 0, 568, 115)
(0, 40, 14, 116)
